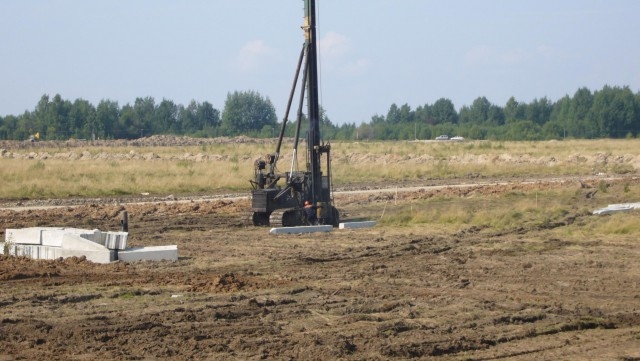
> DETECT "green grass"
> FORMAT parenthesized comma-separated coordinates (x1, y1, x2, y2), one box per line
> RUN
(376, 179, 640, 240)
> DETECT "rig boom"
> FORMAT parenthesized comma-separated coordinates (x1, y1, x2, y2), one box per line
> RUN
(249, 0, 339, 227)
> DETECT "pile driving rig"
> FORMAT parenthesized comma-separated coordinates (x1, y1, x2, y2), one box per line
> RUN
(249, 0, 339, 227)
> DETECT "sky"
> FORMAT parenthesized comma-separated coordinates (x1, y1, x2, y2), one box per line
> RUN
(1, 0, 639, 125)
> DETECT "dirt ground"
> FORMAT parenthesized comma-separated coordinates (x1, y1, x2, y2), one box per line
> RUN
(2, 175, 640, 361)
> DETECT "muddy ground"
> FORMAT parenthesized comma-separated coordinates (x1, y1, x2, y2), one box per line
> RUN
(2, 174, 640, 361)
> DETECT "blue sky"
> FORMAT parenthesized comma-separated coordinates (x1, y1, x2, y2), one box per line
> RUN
(1, 1, 639, 125)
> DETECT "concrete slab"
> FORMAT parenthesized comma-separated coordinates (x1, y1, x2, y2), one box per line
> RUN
(269, 225, 333, 234)
(59, 248, 116, 263)
(58, 230, 128, 249)
(339, 221, 377, 229)
(3, 240, 113, 263)
(9, 244, 63, 260)
(5, 228, 42, 245)
(60, 233, 115, 263)
(40, 227, 66, 247)
(117, 245, 178, 262)
(62, 233, 110, 251)
(42, 227, 94, 247)
(593, 203, 640, 215)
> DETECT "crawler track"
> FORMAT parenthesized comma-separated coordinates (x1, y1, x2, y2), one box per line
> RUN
(269, 208, 304, 227)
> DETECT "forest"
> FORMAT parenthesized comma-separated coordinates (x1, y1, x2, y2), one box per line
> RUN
(0, 85, 638, 141)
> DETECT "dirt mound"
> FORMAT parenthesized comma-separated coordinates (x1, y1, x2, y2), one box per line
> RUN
(0, 134, 282, 151)
(4, 136, 640, 175)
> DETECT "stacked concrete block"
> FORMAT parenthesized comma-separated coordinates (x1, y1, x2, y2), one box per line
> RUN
(4, 226, 175, 264)
(3, 228, 59, 260)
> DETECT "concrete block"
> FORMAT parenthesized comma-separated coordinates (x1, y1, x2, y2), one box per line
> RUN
(60, 233, 115, 263)
(269, 225, 333, 234)
(100, 231, 128, 250)
(70, 228, 100, 241)
(80, 230, 104, 245)
(59, 248, 116, 264)
(63, 230, 128, 249)
(39, 227, 101, 247)
(10, 244, 31, 258)
(41, 245, 63, 260)
(117, 245, 178, 262)
(339, 221, 377, 229)
(62, 233, 110, 251)
(40, 227, 67, 247)
(16, 244, 39, 258)
(593, 203, 639, 215)
(11, 244, 63, 260)
(3, 235, 110, 262)
(5, 228, 42, 245)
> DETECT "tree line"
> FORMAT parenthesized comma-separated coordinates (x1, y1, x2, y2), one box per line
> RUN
(355, 85, 640, 141)
(0, 85, 638, 141)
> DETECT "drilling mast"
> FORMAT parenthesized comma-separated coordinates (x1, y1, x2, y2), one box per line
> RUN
(249, 0, 339, 227)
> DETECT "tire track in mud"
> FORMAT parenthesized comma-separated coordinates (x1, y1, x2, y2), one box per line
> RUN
(264, 225, 640, 359)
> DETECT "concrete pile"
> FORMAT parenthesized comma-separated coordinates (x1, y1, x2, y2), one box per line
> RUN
(269, 221, 377, 234)
(593, 202, 640, 215)
(2, 227, 178, 264)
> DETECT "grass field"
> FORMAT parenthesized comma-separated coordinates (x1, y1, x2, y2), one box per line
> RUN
(1, 138, 639, 199)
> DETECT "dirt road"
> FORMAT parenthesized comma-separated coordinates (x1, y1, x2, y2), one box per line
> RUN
(2, 176, 640, 360)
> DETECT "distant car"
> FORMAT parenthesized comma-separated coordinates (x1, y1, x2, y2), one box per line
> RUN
(450, 136, 465, 141)
(435, 135, 449, 140)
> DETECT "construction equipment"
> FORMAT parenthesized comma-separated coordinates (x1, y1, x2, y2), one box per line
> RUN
(249, 0, 339, 227)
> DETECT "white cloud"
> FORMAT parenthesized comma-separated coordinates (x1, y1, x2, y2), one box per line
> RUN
(319, 31, 370, 76)
(320, 31, 350, 60)
(232, 40, 274, 73)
